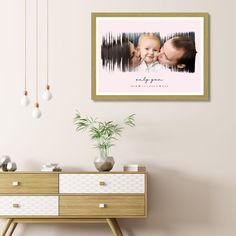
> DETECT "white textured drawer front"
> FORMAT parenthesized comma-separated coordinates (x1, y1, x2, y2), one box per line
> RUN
(60, 174, 145, 193)
(0, 196, 58, 216)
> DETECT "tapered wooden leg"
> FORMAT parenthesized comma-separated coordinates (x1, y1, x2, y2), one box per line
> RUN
(1, 219, 13, 236)
(112, 219, 123, 236)
(8, 223, 18, 236)
(106, 218, 123, 236)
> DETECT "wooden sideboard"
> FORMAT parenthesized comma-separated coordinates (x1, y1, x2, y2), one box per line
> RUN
(0, 171, 147, 236)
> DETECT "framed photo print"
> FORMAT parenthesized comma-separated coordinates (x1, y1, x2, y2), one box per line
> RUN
(91, 13, 209, 100)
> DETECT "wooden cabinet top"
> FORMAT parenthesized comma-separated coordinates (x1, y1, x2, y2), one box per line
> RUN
(0, 171, 147, 174)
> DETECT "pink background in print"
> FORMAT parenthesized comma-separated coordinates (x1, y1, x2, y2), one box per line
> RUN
(96, 17, 204, 95)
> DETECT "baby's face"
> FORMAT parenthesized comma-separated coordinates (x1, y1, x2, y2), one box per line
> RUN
(139, 38, 160, 64)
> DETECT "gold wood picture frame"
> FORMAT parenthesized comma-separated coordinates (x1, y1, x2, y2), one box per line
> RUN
(92, 13, 209, 101)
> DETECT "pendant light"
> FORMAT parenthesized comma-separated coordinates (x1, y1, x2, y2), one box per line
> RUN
(42, 0, 52, 101)
(21, 0, 30, 107)
(32, 0, 41, 119)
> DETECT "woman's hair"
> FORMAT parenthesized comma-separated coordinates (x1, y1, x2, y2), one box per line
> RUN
(101, 36, 131, 72)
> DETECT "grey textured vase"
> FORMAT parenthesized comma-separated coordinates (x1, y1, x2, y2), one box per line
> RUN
(94, 155, 115, 171)
(0, 156, 11, 171)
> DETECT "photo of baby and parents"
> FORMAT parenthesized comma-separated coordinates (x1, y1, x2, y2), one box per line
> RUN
(101, 32, 197, 73)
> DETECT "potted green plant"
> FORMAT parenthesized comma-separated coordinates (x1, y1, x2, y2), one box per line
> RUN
(74, 112, 135, 171)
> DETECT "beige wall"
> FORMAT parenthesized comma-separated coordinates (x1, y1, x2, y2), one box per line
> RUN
(0, 0, 236, 235)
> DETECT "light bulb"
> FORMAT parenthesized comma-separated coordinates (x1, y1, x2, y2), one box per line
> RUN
(42, 85, 52, 101)
(32, 103, 42, 119)
(32, 107, 42, 119)
(20, 91, 30, 106)
(42, 89, 52, 101)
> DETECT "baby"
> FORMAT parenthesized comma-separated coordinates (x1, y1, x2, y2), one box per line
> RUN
(134, 33, 161, 72)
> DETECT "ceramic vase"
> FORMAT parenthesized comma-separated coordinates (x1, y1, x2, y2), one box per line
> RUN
(94, 155, 115, 171)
